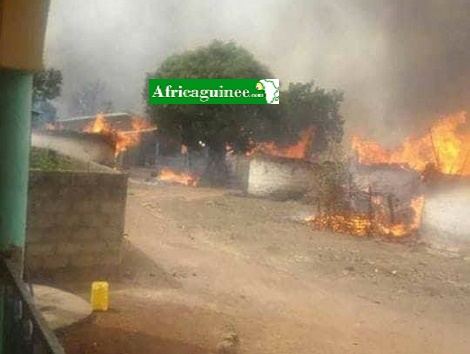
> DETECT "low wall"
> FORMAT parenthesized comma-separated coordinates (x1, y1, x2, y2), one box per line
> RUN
(247, 155, 316, 199)
(226, 154, 251, 190)
(31, 131, 115, 166)
(25, 169, 128, 274)
(421, 181, 470, 253)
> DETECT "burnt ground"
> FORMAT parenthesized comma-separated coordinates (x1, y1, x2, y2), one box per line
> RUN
(54, 177, 470, 354)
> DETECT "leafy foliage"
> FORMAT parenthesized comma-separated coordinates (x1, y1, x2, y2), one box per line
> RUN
(145, 41, 346, 185)
(32, 68, 62, 129)
(33, 68, 63, 100)
(145, 40, 280, 154)
(30, 148, 74, 171)
(281, 82, 344, 155)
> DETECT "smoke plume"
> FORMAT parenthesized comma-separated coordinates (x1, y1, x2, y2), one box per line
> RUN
(44, 0, 470, 145)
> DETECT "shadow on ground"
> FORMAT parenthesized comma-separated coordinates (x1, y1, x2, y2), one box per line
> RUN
(58, 323, 209, 354)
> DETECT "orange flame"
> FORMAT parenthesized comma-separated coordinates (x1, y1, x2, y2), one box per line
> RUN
(158, 167, 199, 187)
(352, 112, 470, 176)
(306, 195, 424, 238)
(84, 114, 156, 157)
(248, 127, 315, 159)
(84, 113, 112, 134)
(306, 214, 372, 236)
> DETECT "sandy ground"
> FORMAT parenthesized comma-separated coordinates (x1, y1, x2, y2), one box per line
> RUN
(57, 178, 470, 354)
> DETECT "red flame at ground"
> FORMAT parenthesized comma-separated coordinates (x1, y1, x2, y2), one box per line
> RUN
(157, 167, 199, 187)
(306, 196, 424, 238)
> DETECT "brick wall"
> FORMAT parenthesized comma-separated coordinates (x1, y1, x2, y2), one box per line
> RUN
(25, 169, 128, 274)
(247, 155, 316, 199)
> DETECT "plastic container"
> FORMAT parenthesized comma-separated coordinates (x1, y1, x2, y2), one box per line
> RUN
(91, 281, 109, 311)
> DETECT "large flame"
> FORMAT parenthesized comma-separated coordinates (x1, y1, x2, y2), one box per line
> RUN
(157, 167, 199, 187)
(248, 127, 315, 159)
(84, 113, 156, 157)
(352, 112, 470, 176)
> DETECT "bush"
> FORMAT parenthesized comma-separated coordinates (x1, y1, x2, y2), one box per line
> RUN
(30, 148, 74, 171)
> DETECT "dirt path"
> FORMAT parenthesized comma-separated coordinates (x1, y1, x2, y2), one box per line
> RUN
(60, 181, 470, 354)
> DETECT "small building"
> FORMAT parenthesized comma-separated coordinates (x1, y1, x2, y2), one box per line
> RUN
(227, 154, 317, 199)
(59, 112, 157, 168)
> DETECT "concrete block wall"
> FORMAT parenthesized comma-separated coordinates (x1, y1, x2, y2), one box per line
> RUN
(226, 154, 251, 189)
(247, 155, 316, 199)
(25, 169, 128, 273)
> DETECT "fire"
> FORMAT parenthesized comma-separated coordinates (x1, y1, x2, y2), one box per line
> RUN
(307, 214, 372, 237)
(352, 112, 470, 176)
(248, 127, 314, 159)
(307, 195, 424, 238)
(84, 113, 112, 134)
(84, 113, 156, 157)
(376, 196, 424, 237)
(157, 167, 199, 187)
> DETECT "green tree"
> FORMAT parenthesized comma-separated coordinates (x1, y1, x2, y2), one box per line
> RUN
(32, 68, 63, 129)
(33, 68, 63, 100)
(145, 40, 280, 185)
(281, 82, 344, 156)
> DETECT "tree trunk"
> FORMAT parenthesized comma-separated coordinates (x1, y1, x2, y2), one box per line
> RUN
(201, 144, 230, 187)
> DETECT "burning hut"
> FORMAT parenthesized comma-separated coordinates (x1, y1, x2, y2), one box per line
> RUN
(58, 112, 157, 167)
(347, 112, 470, 242)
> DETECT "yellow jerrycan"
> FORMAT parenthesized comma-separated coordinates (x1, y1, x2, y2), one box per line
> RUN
(91, 281, 109, 311)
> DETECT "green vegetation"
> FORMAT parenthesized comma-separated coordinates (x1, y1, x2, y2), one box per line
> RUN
(33, 68, 63, 100)
(30, 148, 74, 171)
(145, 40, 345, 185)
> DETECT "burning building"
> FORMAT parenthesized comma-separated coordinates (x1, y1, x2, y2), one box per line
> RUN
(346, 112, 470, 244)
(58, 112, 157, 168)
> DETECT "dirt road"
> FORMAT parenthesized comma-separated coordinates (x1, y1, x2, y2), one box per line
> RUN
(60, 180, 470, 354)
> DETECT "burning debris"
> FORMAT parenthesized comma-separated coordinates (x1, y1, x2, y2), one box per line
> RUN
(300, 153, 425, 238)
(157, 167, 200, 187)
(84, 113, 156, 158)
(305, 112, 469, 239)
(305, 188, 425, 238)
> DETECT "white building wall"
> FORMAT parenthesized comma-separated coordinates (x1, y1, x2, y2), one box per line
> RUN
(247, 157, 315, 199)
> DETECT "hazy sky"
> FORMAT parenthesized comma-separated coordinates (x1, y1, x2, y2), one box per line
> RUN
(44, 0, 470, 144)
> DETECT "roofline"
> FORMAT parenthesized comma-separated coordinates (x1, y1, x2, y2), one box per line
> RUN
(58, 112, 144, 122)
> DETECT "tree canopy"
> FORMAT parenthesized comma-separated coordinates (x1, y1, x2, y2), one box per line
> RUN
(145, 40, 280, 155)
(33, 68, 63, 100)
(281, 82, 344, 155)
(32, 68, 63, 128)
(145, 40, 345, 184)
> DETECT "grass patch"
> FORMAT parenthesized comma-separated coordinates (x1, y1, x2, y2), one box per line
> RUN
(30, 147, 75, 171)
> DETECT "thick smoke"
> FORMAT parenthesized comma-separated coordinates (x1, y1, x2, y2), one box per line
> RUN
(45, 0, 470, 144)
(386, 0, 470, 135)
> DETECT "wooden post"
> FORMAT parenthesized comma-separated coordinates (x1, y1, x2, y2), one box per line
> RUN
(367, 186, 373, 236)
(388, 194, 395, 225)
